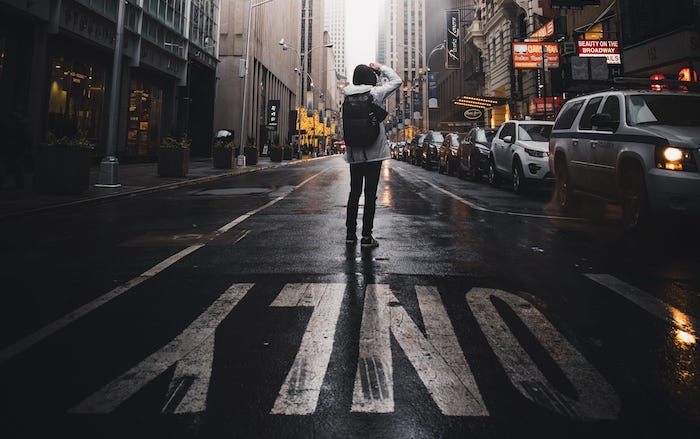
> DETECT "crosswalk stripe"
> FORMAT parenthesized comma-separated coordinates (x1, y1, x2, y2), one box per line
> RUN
(270, 284, 346, 415)
(467, 288, 620, 420)
(585, 273, 699, 336)
(69, 283, 254, 414)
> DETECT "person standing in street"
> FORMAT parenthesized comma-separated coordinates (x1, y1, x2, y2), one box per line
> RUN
(344, 62, 402, 247)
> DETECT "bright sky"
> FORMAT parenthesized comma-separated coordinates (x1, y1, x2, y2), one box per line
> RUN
(345, 0, 379, 75)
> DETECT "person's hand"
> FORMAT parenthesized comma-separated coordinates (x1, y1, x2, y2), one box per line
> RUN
(369, 62, 382, 73)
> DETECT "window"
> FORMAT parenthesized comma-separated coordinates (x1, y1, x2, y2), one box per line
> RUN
(578, 97, 603, 130)
(598, 95, 620, 131)
(499, 123, 515, 139)
(553, 100, 584, 130)
(518, 124, 552, 141)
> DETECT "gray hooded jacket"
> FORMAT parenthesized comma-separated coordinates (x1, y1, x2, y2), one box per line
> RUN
(343, 65, 402, 164)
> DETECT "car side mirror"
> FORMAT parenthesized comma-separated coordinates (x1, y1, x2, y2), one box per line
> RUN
(590, 113, 617, 131)
(503, 135, 514, 143)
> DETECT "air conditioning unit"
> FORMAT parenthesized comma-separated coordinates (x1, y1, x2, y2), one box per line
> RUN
(561, 42, 576, 55)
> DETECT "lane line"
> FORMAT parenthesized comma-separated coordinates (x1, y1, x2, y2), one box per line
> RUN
(392, 165, 581, 221)
(69, 283, 254, 414)
(0, 170, 325, 363)
(586, 273, 699, 335)
(0, 244, 203, 363)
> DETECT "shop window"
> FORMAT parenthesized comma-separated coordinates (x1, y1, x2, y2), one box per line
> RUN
(127, 80, 163, 157)
(47, 57, 105, 141)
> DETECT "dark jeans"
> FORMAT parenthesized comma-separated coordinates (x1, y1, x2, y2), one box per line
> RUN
(346, 160, 382, 237)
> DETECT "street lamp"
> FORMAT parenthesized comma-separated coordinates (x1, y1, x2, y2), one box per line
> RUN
(239, 0, 276, 167)
(279, 39, 332, 156)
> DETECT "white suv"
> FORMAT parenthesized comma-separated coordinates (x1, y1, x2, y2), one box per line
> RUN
(488, 120, 554, 193)
(549, 89, 700, 230)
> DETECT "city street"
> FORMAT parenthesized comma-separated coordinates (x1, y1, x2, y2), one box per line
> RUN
(1, 155, 698, 438)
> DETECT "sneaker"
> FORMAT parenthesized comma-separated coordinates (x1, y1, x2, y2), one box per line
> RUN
(346, 232, 357, 243)
(360, 236, 379, 248)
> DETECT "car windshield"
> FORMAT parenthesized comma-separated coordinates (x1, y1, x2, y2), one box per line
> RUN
(431, 133, 444, 143)
(626, 94, 700, 126)
(476, 130, 496, 143)
(517, 124, 552, 141)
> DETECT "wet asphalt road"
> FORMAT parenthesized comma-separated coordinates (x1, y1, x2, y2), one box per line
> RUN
(0, 155, 698, 438)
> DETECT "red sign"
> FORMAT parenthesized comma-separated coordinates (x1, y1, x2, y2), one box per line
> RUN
(577, 40, 621, 64)
(512, 42, 560, 69)
(528, 20, 554, 41)
(529, 96, 563, 115)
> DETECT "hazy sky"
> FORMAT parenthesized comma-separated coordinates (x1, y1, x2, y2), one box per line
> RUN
(345, 0, 379, 74)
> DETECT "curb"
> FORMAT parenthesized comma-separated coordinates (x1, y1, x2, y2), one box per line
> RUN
(0, 155, 334, 221)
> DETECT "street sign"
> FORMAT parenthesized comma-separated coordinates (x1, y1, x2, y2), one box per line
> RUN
(512, 42, 560, 69)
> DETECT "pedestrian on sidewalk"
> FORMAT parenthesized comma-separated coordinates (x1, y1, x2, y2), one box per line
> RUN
(343, 62, 402, 248)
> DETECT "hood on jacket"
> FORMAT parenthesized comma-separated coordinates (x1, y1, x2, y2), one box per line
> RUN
(343, 84, 373, 96)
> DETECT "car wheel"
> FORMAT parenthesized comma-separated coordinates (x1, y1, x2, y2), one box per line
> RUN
(488, 159, 500, 188)
(555, 159, 575, 213)
(620, 165, 651, 232)
(512, 159, 527, 194)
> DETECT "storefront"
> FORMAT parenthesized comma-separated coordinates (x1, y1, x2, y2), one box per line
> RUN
(127, 79, 164, 157)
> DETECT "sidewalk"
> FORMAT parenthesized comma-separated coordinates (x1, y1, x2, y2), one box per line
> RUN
(0, 155, 320, 220)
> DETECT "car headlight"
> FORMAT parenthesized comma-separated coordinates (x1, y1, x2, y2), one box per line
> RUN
(524, 148, 548, 158)
(655, 146, 698, 172)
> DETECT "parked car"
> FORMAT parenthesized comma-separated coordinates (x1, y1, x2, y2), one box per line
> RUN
(488, 120, 554, 193)
(458, 126, 497, 181)
(438, 133, 465, 175)
(397, 141, 407, 161)
(408, 133, 427, 166)
(421, 130, 444, 170)
(549, 88, 700, 230)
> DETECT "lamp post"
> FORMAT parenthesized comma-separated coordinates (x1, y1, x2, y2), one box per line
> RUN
(279, 40, 332, 157)
(95, 0, 126, 188)
(239, 0, 276, 167)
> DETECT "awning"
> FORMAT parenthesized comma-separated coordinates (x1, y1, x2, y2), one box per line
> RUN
(453, 96, 509, 109)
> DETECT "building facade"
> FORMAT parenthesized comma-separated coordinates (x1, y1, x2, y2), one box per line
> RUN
(324, 0, 346, 78)
(0, 0, 220, 161)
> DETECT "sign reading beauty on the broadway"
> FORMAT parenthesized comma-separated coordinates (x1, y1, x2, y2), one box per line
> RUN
(577, 40, 621, 64)
(512, 42, 560, 69)
(446, 10, 460, 69)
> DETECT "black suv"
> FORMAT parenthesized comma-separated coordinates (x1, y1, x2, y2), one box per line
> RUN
(421, 131, 444, 170)
(458, 126, 497, 181)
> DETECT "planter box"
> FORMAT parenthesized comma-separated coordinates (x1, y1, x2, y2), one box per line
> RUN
(283, 147, 293, 160)
(158, 147, 189, 177)
(244, 147, 259, 165)
(212, 147, 235, 169)
(269, 147, 283, 162)
(33, 145, 90, 195)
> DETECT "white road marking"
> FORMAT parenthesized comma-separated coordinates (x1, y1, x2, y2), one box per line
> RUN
(352, 284, 488, 416)
(351, 285, 394, 413)
(0, 244, 204, 363)
(585, 273, 699, 335)
(270, 283, 345, 415)
(69, 283, 254, 414)
(0, 171, 324, 363)
(467, 288, 620, 420)
(392, 166, 581, 220)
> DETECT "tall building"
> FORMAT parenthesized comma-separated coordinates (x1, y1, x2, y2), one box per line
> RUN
(379, 0, 427, 139)
(0, 0, 220, 160)
(215, 0, 301, 152)
(324, 0, 346, 77)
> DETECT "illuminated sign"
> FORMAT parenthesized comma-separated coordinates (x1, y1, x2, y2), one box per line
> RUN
(446, 10, 460, 69)
(528, 20, 554, 41)
(577, 40, 621, 64)
(463, 108, 483, 120)
(267, 100, 280, 128)
(512, 42, 560, 69)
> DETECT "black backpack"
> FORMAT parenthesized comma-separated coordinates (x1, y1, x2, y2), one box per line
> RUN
(342, 91, 387, 155)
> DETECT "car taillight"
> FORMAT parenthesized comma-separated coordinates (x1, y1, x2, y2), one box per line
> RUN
(655, 146, 698, 172)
